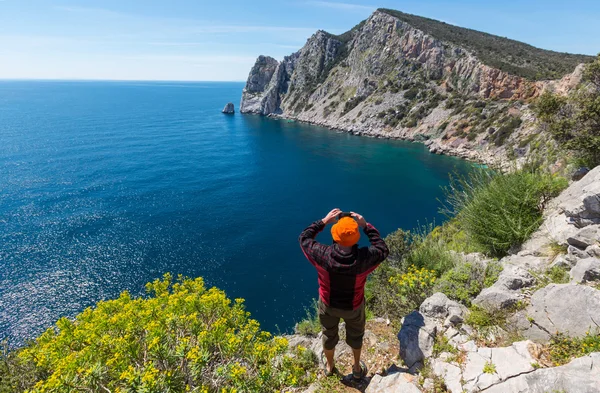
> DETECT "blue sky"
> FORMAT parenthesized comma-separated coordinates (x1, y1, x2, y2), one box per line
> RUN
(0, 0, 598, 81)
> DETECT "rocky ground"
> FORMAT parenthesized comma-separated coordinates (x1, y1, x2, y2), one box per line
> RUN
(286, 166, 600, 392)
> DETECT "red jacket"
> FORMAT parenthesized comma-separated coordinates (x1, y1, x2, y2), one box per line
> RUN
(299, 220, 389, 310)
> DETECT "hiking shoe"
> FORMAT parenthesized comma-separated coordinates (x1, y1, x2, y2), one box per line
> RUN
(352, 360, 367, 381)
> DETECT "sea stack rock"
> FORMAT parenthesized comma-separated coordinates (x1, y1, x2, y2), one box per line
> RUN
(222, 102, 235, 114)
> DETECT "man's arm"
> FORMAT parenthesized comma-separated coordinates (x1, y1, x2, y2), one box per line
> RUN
(299, 208, 341, 267)
(351, 212, 389, 268)
(363, 223, 389, 266)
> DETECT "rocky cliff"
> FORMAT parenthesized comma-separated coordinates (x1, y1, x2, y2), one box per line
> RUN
(240, 9, 593, 167)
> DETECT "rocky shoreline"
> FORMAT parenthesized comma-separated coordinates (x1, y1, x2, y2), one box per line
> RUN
(268, 112, 500, 167)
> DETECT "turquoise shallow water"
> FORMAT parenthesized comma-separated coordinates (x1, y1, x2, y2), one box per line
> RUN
(0, 80, 472, 344)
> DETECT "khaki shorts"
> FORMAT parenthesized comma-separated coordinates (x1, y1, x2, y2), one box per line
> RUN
(318, 299, 366, 350)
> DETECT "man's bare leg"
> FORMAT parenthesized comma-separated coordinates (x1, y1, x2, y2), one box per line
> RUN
(324, 347, 335, 373)
(352, 347, 362, 373)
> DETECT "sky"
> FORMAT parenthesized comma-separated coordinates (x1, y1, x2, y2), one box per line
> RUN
(0, 0, 599, 81)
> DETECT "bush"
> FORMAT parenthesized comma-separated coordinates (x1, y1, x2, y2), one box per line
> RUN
(389, 266, 437, 314)
(404, 87, 419, 100)
(406, 225, 459, 275)
(442, 169, 568, 257)
(534, 55, 600, 167)
(383, 228, 414, 270)
(6, 275, 316, 393)
(434, 263, 482, 306)
(434, 260, 503, 306)
(548, 331, 600, 366)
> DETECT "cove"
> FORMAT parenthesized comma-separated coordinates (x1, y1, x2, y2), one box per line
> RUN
(0, 81, 473, 344)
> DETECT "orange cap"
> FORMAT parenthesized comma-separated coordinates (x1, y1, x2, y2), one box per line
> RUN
(331, 217, 360, 247)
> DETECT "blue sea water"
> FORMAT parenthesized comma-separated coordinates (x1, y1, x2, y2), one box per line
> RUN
(0, 81, 472, 345)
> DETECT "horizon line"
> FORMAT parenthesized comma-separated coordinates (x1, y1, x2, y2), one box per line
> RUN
(0, 77, 248, 83)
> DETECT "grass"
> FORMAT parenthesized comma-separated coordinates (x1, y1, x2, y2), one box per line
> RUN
(432, 333, 458, 358)
(483, 361, 497, 374)
(296, 299, 321, 336)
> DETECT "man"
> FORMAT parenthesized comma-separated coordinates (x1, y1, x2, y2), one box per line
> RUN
(299, 208, 389, 380)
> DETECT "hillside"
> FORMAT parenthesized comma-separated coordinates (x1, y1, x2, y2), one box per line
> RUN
(240, 9, 594, 168)
(379, 9, 593, 81)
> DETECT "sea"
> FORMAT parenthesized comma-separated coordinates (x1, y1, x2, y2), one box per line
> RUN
(0, 80, 473, 345)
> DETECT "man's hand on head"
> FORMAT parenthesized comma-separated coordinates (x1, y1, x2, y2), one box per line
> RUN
(322, 208, 342, 225)
(351, 212, 367, 228)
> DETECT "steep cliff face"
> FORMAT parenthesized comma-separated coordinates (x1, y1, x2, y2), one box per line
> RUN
(240, 9, 592, 166)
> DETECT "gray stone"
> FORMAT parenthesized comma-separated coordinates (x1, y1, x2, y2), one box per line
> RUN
(462, 350, 491, 386)
(398, 311, 436, 371)
(522, 284, 600, 340)
(473, 287, 520, 310)
(570, 257, 600, 283)
(365, 371, 422, 393)
(495, 265, 535, 290)
(222, 102, 235, 114)
(587, 244, 600, 258)
(490, 341, 535, 381)
(567, 225, 600, 249)
(568, 244, 589, 258)
(549, 254, 576, 269)
(419, 292, 466, 321)
(485, 352, 600, 393)
(558, 166, 600, 226)
(432, 360, 462, 393)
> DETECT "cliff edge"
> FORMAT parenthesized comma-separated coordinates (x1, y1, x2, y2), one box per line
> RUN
(240, 9, 593, 167)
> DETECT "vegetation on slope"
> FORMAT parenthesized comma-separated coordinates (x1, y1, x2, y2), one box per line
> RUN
(534, 54, 600, 167)
(379, 8, 593, 80)
(365, 168, 567, 321)
(0, 275, 317, 393)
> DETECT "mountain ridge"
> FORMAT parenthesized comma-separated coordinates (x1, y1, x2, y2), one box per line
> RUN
(240, 9, 593, 167)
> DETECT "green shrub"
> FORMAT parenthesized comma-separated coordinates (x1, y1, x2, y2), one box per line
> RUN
(5, 275, 316, 393)
(443, 170, 568, 257)
(404, 87, 419, 100)
(389, 266, 437, 314)
(296, 299, 321, 336)
(548, 331, 600, 366)
(406, 225, 459, 275)
(534, 55, 600, 167)
(434, 262, 484, 306)
(483, 261, 503, 288)
(434, 260, 503, 306)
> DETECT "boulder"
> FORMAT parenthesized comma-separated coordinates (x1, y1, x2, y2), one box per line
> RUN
(473, 287, 520, 310)
(568, 244, 590, 259)
(431, 360, 462, 393)
(365, 371, 421, 393)
(521, 284, 600, 341)
(222, 102, 235, 114)
(495, 265, 535, 290)
(398, 311, 436, 371)
(587, 244, 600, 258)
(548, 254, 576, 269)
(556, 166, 600, 227)
(484, 352, 600, 393)
(419, 293, 466, 322)
(570, 257, 600, 283)
(567, 225, 600, 249)
(472, 265, 533, 310)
